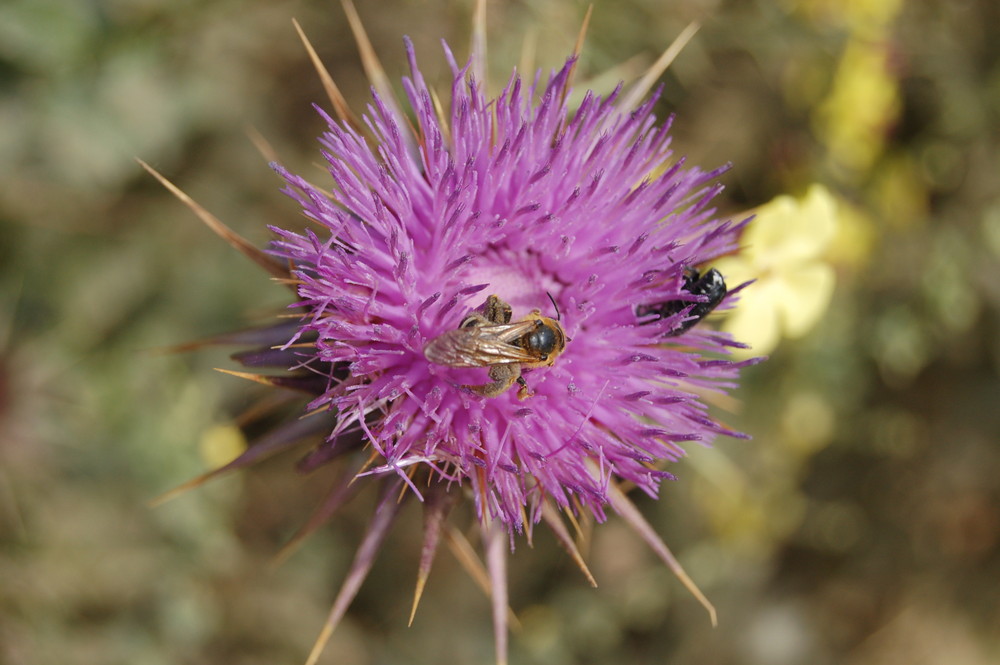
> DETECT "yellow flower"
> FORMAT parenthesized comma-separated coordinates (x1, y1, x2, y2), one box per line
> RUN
(198, 423, 247, 468)
(814, 38, 900, 177)
(715, 184, 838, 356)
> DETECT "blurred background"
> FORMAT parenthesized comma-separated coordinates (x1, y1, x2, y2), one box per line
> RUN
(2, 0, 999, 663)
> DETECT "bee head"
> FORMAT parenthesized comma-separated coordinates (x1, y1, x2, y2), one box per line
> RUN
(521, 316, 566, 365)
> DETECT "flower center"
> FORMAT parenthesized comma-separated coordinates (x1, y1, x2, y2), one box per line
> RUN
(464, 247, 563, 316)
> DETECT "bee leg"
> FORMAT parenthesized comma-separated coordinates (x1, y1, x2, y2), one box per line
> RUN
(482, 295, 513, 324)
(515, 375, 533, 400)
(459, 312, 490, 329)
(460, 296, 512, 329)
(464, 364, 520, 398)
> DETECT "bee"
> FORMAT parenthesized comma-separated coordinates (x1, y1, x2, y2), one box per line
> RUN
(636, 267, 727, 336)
(423, 294, 567, 399)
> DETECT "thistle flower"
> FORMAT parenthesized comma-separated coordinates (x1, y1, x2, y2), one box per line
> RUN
(146, 5, 761, 664)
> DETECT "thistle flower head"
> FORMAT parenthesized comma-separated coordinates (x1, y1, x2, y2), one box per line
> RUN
(269, 38, 749, 533)
(149, 12, 762, 665)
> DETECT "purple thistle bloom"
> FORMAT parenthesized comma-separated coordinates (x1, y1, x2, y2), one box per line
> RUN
(269, 38, 748, 533)
(147, 14, 761, 665)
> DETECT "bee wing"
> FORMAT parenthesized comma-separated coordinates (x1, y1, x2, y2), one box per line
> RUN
(423, 321, 538, 367)
(476, 319, 541, 343)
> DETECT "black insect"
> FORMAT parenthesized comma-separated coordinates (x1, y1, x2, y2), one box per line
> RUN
(636, 267, 727, 336)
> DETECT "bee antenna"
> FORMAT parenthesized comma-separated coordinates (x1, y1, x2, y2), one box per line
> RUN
(546, 291, 561, 321)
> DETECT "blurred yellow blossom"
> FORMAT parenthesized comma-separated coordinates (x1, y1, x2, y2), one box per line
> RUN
(814, 38, 900, 178)
(716, 184, 838, 356)
(827, 198, 877, 268)
(198, 423, 247, 468)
